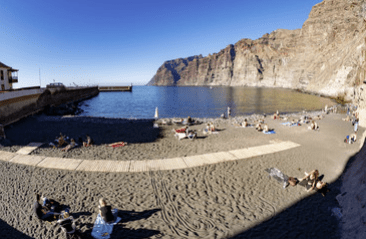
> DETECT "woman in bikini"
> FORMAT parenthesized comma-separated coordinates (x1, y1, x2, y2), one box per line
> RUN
(299, 169, 319, 192)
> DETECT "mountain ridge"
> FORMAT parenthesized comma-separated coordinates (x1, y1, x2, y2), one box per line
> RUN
(148, 0, 366, 101)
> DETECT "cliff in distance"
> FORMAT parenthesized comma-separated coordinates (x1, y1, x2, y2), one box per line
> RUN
(148, 0, 366, 100)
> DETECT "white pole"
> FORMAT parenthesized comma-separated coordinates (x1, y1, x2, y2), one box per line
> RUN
(154, 107, 159, 119)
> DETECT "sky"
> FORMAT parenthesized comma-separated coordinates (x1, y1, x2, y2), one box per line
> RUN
(0, 0, 322, 88)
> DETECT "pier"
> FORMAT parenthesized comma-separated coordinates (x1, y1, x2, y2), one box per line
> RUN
(98, 85, 132, 92)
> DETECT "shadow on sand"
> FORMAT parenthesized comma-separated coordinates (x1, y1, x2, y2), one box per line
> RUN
(3, 114, 161, 146)
(80, 208, 162, 239)
(0, 219, 33, 239)
(230, 140, 366, 239)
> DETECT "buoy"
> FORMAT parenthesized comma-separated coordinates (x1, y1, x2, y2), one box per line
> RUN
(154, 107, 159, 118)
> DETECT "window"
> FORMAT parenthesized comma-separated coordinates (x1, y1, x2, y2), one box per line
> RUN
(0, 70, 3, 81)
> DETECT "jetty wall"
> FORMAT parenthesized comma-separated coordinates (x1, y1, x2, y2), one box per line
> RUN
(0, 86, 99, 127)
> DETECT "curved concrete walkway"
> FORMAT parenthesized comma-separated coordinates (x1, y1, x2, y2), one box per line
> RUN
(0, 141, 300, 172)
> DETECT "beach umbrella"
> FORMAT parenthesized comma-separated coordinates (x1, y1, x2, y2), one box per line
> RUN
(154, 107, 159, 119)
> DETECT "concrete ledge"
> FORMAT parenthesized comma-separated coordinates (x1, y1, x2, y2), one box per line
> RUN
(0, 151, 16, 161)
(38, 157, 83, 170)
(0, 141, 301, 172)
(16, 142, 43, 155)
(10, 154, 45, 166)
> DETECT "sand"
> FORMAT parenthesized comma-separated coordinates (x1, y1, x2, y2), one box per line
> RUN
(0, 111, 364, 238)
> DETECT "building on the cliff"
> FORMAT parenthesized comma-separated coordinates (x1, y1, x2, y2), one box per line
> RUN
(0, 62, 18, 91)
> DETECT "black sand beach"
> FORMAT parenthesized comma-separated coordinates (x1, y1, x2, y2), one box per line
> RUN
(0, 111, 365, 238)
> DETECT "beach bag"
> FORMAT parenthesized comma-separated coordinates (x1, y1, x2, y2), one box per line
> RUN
(288, 177, 298, 186)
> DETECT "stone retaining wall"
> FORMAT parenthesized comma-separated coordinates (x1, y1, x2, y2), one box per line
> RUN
(0, 86, 99, 127)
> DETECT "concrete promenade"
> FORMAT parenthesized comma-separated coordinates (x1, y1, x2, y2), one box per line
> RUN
(0, 140, 300, 172)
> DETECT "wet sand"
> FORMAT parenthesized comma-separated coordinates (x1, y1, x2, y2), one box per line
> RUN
(0, 111, 364, 238)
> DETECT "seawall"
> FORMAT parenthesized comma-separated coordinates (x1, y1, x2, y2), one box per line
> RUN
(0, 86, 99, 128)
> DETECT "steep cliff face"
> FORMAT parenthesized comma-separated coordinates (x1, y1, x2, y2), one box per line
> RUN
(148, 0, 366, 100)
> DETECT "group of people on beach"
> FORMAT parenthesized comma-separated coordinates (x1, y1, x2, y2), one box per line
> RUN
(50, 133, 94, 152)
(34, 193, 118, 238)
(344, 105, 359, 144)
(267, 168, 330, 196)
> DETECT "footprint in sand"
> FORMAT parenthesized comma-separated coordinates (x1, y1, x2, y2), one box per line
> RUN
(150, 171, 215, 238)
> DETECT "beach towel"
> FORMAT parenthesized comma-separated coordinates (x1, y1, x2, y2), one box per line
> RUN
(108, 142, 127, 148)
(290, 123, 300, 127)
(281, 122, 291, 126)
(175, 132, 187, 140)
(265, 168, 289, 189)
(174, 127, 187, 133)
(263, 130, 276, 134)
(91, 209, 121, 239)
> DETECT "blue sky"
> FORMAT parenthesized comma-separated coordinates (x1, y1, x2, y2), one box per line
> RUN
(0, 0, 322, 88)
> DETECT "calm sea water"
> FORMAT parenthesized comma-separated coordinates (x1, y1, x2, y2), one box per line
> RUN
(79, 86, 334, 119)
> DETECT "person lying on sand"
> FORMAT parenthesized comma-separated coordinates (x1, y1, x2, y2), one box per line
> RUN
(174, 126, 188, 134)
(299, 170, 319, 192)
(83, 134, 94, 147)
(98, 198, 118, 224)
(108, 141, 128, 148)
(61, 138, 76, 152)
(33, 193, 60, 221)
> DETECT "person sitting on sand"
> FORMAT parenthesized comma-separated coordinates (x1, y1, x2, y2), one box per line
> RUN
(299, 170, 319, 192)
(57, 133, 67, 147)
(210, 122, 216, 132)
(34, 193, 60, 221)
(344, 132, 357, 144)
(263, 124, 269, 133)
(241, 119, 249, 128)
(57, 211, 78, 236)
(273, 110, 280, 119)
(83, 134, 94, 147)
(98, 198, 117, 224)
(255, 122, 263, 131)
(187, 116, 193, 125)
(313, 181, 330, 196)
(61, 138, 76, 152)
(308, 120, 319, 130)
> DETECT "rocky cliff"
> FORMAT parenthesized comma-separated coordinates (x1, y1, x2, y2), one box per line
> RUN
(148, 0, 366, 101)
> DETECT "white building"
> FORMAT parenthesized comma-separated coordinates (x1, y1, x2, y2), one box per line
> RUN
(0, 62, 18, 91)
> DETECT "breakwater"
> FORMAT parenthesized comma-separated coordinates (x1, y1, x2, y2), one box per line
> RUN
(0, 86, 99, 128)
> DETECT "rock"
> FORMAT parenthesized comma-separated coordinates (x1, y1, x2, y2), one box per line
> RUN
(148, 0, 366, 100)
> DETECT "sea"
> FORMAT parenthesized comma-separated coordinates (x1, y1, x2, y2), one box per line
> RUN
(78, 86, 335, 119)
